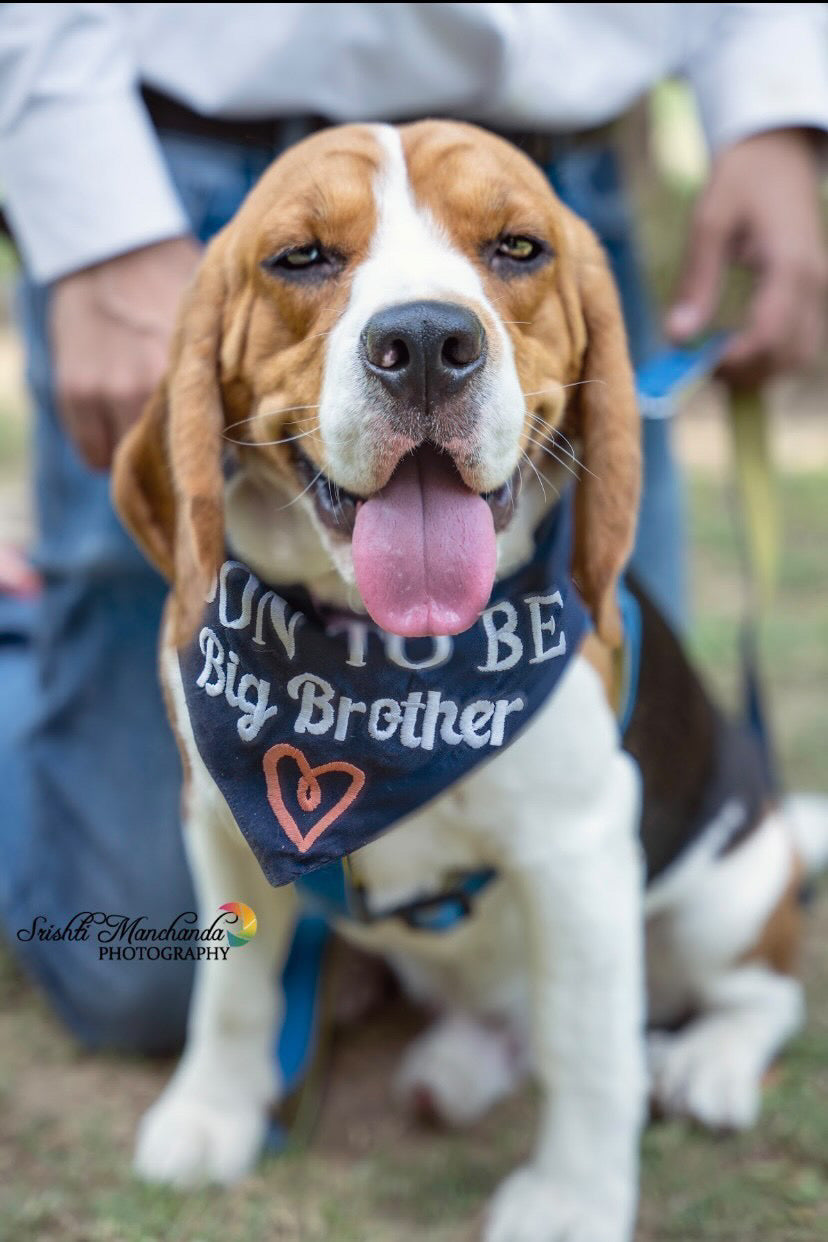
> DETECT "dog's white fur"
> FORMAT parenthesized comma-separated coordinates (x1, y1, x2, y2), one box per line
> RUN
(133, 124, 823, 1242)
(321, 127, 525, 504)
(138, 639, 646, 1242)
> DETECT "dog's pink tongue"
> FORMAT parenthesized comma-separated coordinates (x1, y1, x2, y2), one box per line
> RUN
(352, 446, 496, 637)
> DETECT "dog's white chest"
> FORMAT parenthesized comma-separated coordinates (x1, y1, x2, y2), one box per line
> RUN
(344, 652, 622, 922)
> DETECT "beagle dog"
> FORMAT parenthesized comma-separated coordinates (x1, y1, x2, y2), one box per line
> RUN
(114, 121, 827, 1242)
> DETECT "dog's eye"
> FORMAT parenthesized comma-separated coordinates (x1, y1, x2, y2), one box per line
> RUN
(488, 234, 551, 277)
(496, 236, 540, 261)
(281, 244, 323, 268)
(261, 243, 343, 282)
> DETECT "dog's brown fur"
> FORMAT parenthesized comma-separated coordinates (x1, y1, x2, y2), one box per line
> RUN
(114, 122, 639, 649)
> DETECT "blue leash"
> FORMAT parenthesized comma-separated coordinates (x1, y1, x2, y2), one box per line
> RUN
(264, 911, 330, 1152)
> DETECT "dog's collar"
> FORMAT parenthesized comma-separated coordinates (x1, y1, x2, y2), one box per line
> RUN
(179, 490, 590, 888)
(294, 857, 498, 931)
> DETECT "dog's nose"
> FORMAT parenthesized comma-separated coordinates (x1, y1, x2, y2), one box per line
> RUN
(361, 300, 486, 408)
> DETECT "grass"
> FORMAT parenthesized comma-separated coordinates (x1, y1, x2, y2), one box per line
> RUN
(687, 472, 828, 793)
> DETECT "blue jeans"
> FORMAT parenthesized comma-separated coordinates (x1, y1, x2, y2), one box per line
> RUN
(0, 132, 683, 1052)
(0, 134, 278, 1052)
(547, 147, 685, 627)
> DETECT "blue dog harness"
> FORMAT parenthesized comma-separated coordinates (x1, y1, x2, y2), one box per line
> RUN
(180, 493, 591, 897)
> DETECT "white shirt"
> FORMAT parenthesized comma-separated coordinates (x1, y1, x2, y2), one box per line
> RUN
(1, 2, 827, 282)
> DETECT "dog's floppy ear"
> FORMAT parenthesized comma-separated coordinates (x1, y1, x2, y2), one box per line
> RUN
(113, 238, 227, 645)
(564, 215, 641, 648)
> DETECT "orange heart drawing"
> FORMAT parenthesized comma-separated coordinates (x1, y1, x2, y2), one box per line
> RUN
(262, 743, 365, 854)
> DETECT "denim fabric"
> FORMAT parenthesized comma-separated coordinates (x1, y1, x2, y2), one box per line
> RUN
(546, 147, 686, 628)
(0, 131, 684, 1052)
(0, 134, 281, 1052)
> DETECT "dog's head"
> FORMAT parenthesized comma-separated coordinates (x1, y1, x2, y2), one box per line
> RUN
(114, 120, 640, 646)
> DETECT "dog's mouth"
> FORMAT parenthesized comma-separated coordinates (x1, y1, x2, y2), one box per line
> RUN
(294, 444, 519, 536)
(293, 443, 521, 637)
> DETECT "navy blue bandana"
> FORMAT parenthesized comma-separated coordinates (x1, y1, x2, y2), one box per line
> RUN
(179, 495, 590, 887)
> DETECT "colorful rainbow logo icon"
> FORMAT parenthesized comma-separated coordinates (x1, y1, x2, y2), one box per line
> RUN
(218, 902, 258, 948)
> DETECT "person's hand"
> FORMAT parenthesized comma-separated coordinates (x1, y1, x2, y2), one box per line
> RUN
(667, 128, 828, 387)
(50, 236, 202, 470)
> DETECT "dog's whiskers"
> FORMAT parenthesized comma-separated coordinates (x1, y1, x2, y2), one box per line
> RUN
(525, 413, 578, 459)
(275, 467, 324, 511)
(223, 403, 321, 437)
(228, 425, 319, 448)
(548, 426, 579, 459)
(522, 379, 608, 398)
(523, 431, 599, 483)
(520, 447, 559, 502)
(523, 433, 578, 482)
(521, 448, 546, 502)
(523, 413, 597, 479)
(328, 476, 345, 523)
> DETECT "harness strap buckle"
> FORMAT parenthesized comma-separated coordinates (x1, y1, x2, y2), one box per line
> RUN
(349, 868, 497, 932)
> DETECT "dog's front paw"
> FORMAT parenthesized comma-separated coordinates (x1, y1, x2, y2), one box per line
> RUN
(395, 1014, 525, 1127)
(134, 1086, 269, 1187)
(483, 1166, 632, 1242)
(647, 1028, 761, 1131)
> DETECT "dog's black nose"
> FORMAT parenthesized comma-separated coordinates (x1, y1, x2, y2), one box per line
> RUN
(361, 300, 486, 409)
